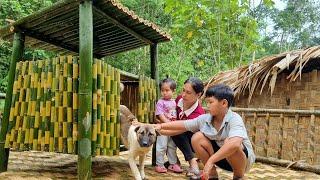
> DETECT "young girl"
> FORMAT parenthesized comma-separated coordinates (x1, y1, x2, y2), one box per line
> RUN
(152, 84, 255, 180)
(155, 78, 183, 173)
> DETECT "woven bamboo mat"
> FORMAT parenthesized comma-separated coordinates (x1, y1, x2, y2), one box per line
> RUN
(0, 150, 319, 179)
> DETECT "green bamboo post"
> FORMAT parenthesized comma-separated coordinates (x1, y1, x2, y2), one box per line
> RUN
(0, 32, 25, 172)
(78, 0, 93, 179)
(150, 43, 158, 166)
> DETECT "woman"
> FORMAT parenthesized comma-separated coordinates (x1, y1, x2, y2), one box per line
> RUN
(171, 77, 205, 177)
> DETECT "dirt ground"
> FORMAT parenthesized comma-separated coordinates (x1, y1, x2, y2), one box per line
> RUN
(0, 150, 319, 179)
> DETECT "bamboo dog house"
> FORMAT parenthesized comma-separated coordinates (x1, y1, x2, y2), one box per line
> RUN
(0, 0, 170, 178)
(205, 46, 320, 172)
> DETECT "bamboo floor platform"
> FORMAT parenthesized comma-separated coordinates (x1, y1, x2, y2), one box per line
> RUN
(0, 150, 319, 179)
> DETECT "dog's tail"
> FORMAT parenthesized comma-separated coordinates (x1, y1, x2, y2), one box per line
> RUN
(120, 105, 138, 124)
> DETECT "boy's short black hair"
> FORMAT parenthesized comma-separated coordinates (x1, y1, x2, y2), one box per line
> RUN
(205, 84, 234, 107)
(159, 78, 177, 90)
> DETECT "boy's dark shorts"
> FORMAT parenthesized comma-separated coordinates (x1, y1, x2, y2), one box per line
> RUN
(210, 140, 248, 172)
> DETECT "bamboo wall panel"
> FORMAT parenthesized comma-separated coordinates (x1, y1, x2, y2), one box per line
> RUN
(121, 83, 139, 116)
(234, 110, 320, 166)
(4, 56, 124, 156)
(121, 76, 156, 124)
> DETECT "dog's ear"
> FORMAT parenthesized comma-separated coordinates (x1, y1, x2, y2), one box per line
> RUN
(134, 126, 140, 133)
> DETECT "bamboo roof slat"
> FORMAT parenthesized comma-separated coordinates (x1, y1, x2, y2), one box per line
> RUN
(0, 0, 171, 58)
(206, 46, 320, 102)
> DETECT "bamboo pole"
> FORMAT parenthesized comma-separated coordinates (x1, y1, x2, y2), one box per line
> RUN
(256, 156, 320, 174)
(78, 0, 93, 178)
(0, 32, 25, 172)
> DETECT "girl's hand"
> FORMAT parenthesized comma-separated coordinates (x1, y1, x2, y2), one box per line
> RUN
(153, 124, 161, 131)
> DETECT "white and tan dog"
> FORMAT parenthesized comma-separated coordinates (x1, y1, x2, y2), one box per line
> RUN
(120, 105, 157, 180)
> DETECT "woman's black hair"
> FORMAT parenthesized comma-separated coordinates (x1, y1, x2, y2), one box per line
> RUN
(159, 78, 177, 90)
(184, 77, 204, 94)
(205, 84, 234, 107)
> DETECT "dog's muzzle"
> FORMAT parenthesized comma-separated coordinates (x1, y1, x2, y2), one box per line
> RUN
(140, 136, 151, 147)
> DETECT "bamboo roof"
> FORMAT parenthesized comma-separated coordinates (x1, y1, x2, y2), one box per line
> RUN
(205, 46, 320, 102)
(0, 0, 171, 58)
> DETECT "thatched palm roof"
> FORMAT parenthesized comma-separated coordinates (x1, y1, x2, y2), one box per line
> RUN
(205, 46, 320, 102)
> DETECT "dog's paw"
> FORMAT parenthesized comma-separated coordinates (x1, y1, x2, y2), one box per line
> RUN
(142, 177, 148, 180)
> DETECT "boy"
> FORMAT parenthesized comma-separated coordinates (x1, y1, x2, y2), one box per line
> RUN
(152, 84, 255, 180)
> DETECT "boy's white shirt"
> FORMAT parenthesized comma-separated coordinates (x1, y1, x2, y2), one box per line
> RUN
(183, 109, 255, 172)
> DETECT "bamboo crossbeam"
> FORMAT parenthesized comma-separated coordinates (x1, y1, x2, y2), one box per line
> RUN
(231, 107, 320, 115)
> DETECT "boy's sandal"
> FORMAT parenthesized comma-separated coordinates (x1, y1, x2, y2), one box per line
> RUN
(189, 174, 219, 180)
(186, 166, 200, 177)
(233, 176, 243, 180)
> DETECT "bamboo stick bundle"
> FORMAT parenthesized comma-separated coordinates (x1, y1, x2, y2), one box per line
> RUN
(12, 62, 23, 150)
(92, 59, 98, 155)
(138, 76, 144, 123)
(105, 64, 112, 155)
(144, 77, 149, 123)
(16, 61, 25, 150)
(27, 61, 37, 150)
(57, 56, 65, 152)
(34, 60, 43, 150)
(72, 56, 78, 154)
(43, 58, 53, 152)
(96, 60, 103, 156)
(43, 59, 51, 152)
(67, 56, 73, 154)
(5, 61, 21, 149)
(115, 68, 121, 155)
(101, 62, 108, 155)
(38, 59, 47, 151)
(50, 58, 58, 152)
(54, 57, 60, 152)
(62, 56, 68, 153)
(110, 66, 117, 155)
(20, 61, 30, 150)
